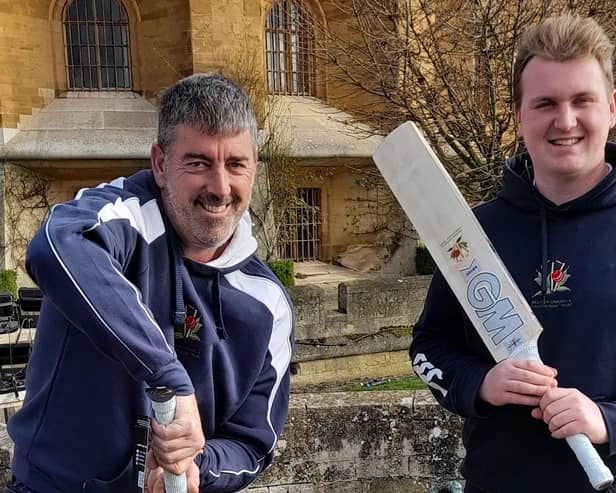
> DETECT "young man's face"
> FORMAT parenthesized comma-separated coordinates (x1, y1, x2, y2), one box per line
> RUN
(151, 124, 257, 262)
(517, 56, 616, 188)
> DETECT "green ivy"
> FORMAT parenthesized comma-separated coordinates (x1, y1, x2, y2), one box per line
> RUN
(416, 242, 437, 275)
(267, 259, 295, 288)
(0, 270, 17, 298)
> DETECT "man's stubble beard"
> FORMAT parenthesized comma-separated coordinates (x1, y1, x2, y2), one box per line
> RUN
(162, 185, 244, 249)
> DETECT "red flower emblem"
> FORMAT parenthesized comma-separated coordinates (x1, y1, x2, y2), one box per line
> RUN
(448, 236, 469, 262)
(185, 315, 197, 331)
(551, 269, 564, 283)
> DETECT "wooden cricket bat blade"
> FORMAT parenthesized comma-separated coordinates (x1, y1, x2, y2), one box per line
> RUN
(373, 121, 542, 362)
(372, 121, 613, 490)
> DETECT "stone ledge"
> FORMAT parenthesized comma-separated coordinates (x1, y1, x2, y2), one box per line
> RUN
(249, 390, 464, 492)
(0, 391, 464, 492)
(290, 276, 432, 342)
(294, 328, 410, 362)
(291, 350, 411, 388)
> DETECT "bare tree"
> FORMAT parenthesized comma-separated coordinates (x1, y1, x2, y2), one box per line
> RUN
(221, 40, 299, 261)
(3, 163, 51, 272)
(312, 0, 615, 204)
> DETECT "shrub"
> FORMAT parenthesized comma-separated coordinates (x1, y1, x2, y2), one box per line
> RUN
(415, 242, 436, 275)
(267, 259, 295, 288)
(0, 270, 17, 297)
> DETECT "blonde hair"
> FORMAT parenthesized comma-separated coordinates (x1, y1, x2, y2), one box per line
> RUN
(513, 14, 614, 107)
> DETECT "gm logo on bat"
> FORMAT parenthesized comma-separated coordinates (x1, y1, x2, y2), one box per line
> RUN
(461, 258, 524, 347)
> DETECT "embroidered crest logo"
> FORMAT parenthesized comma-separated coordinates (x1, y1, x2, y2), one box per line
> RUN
(176, 305, 202, 341)
(448, 236, 469, 262)
(533, 260, 571, 297)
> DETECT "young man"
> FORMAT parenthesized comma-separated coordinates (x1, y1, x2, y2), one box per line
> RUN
(410, 15, 616, 492)
(7, 74, 295, 493)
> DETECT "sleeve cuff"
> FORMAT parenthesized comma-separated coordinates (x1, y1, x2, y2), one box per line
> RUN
(145, 359, 194, 396)
(451, 360, 494, 418)
(596, 401, 616, 456)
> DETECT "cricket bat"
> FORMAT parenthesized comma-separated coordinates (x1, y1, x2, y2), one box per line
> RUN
(372, 121, 614, 490)
(147, 387, 188, 493)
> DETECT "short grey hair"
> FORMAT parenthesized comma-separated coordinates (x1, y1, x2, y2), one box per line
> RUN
(157, 73, 258, 152)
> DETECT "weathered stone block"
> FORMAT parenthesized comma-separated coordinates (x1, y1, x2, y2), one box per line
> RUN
(338, 276, 431, 332)
(291, 350, 410, 388)
(285, 484, 314, 493)
(293, 329, 410, 362)
(0, 424, 14, 486)
(250, 391, 463, 492)
(288, 285, 325, 340)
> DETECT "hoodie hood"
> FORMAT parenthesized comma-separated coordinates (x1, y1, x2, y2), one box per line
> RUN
(498, 142, 616, 213)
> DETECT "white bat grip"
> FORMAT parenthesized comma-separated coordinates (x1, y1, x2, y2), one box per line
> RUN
(512, 343, 614, 490)
(567, 434, 614, 490)
(151, 396, 188, 493)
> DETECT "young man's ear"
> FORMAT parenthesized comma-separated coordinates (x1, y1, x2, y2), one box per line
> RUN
(609, 90, 616, 128)
(151, 143, 166, 188)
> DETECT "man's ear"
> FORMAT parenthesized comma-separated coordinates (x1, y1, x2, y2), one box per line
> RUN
(151, 143, 166, 188)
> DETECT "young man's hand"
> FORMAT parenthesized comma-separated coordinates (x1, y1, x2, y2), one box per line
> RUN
(150, 394, 205, 475)
(479, 359, 558, 406)
(145, 450, 200, 493)
(532, 387, 609, 444)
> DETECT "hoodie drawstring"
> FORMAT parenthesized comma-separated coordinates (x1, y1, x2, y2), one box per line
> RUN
(525, 157, 550, 296)
(169, 234, 186, 332)
(212, 271, 228, 340)
(540, 208, 549, 296)
(168, 231, 228, 340)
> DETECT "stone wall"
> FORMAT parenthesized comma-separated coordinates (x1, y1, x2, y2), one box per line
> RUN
(0, 276, 463, 491)
(247, 391, 464, 492)
(138, 0, 193, 98)
(289, 276, 431, 388)
(0, 1, 55, 131)
(0, 391, 465, 492)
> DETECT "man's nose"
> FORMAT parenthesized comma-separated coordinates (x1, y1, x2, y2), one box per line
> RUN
(554, 105, 577, 131)
(207, 166, 231, 197)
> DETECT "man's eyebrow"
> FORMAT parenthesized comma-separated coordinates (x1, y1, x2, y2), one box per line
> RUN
(179, 152, 252, 162)
(529, 91, 597, 104)
(528, 96, 554, 104)
(227, 154, 251, 162)
(181, 152, 211, 161)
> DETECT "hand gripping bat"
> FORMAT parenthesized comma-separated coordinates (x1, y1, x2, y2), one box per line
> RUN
(147, 387, 188, 493)
(372, 121, 613, 490)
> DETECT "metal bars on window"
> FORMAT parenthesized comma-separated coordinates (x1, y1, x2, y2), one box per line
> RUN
(63, 0, 131, 90)
(265, 0, 316, 96)
(279, 188, 322, 261)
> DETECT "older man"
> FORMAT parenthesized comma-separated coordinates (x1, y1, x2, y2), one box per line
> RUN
(8, 74, 295, 493)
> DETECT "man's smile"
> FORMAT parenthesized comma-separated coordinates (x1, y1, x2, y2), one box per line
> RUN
(195, 199, 232, 214)
(548, 137, 584, 146)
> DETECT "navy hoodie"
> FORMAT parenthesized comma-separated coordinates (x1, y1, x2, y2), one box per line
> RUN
(410, 144, 616, 492)
(8, 170, 295, 493)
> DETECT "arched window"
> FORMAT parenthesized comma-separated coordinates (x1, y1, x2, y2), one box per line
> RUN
(63, 0, 131, 90)
(265, 0, 316, 96)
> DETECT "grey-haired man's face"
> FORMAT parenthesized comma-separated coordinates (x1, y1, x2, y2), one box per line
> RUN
(151, 124, 257, 262)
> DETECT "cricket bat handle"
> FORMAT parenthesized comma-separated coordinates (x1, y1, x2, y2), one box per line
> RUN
(566, 434, 613, 490)
(513, 344, 613, 490)
(147, 387, 188, 493)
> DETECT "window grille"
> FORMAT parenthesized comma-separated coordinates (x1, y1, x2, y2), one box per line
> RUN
(265, 0, 316, 96)
(279, 188, 322, 261)
(63, 0, 132, 90)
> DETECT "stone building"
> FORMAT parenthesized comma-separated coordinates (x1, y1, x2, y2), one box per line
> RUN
(0, 0, 413, 285)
